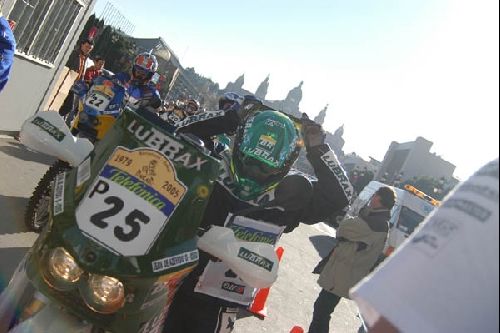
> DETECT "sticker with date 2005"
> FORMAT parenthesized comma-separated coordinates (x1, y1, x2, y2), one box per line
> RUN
(76, 147, 187, 257)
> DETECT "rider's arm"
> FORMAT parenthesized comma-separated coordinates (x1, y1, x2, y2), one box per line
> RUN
(300, 144, 353, 224)
(150, 89, 162, 108)
(176, 109, 240, 137)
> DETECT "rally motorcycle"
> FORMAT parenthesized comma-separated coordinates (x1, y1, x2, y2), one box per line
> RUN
(0, 109, 279, 332)
(24, 74, 158, 232)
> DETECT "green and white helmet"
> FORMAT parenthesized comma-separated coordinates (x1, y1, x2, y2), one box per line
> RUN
(230, 110, 303, 200)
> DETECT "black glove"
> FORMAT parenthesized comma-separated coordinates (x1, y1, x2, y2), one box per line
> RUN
(301, 113, 326, 148)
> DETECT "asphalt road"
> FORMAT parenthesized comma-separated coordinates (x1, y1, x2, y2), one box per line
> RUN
(0, 136, 361, 332)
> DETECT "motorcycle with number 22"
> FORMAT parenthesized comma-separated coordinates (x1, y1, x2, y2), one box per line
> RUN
(0, 108, 279, 332)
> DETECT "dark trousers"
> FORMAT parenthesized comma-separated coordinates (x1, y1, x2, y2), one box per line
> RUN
(59, 91, 75, 117)
(163, 291, 238, 333)
(308, 289, 342, 333)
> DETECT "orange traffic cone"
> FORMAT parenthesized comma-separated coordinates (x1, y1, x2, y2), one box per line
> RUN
(247, 246, 285, 318)
(290, 326, 304, 333)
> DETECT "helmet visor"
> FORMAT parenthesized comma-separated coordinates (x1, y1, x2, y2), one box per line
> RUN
(234, 150, 283, 185)
(185, 102, 199, 115)
(133, 65, 152, 81)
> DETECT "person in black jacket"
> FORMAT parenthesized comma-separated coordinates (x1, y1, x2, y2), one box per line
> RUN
(58, 39, 94, 124)
(163, 95, 354, 333)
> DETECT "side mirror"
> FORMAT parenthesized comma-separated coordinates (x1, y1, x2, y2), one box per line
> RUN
(197, 226, 279, 289)
(19, 112, 93, 166)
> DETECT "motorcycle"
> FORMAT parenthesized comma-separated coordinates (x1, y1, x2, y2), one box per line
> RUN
(24, 74, 157, 232)
(0, 109, 279, 332)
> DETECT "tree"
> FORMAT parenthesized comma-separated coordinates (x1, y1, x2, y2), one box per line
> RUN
(67, 14, 137, 74)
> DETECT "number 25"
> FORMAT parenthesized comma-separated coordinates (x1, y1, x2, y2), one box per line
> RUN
(90, 196, 150, 242)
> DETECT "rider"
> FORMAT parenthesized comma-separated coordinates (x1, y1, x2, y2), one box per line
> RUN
(126, 52, 162, 111)
(161, 97, 202, 125)
(185, 98, 201, 115)
(163, 96, 354, 332)
(71, 52, 161, 141)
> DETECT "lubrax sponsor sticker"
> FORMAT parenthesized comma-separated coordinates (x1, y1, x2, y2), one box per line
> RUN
(237, 247, 274, 272)
(320, 150, 353, 199)
(32, 116, 66, 142)
(152, 250, 199, 273)
(174, 110, 225, 128)
(221, 281, 245, 295)
(127, 120, 208, 171)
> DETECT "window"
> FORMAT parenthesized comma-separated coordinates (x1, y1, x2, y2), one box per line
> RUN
(8, 0, 83, 64)
(396, 206, 425, 235)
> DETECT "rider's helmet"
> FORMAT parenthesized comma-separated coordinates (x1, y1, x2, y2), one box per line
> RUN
(132, 52, 158, 83)
(230, 110, 303, 200)
(184, 98, 201, 116)
(218, 92, 243, 111)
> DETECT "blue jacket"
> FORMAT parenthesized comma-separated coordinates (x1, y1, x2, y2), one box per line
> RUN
(0, 16, 16, 92)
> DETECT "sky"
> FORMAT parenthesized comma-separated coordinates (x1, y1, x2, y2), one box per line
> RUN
(93, 0, 499, 180)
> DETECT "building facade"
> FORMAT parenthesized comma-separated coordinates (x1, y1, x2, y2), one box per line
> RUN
(375, 136, 456, 183)
(0, 0, 97, 133)
(342, 153, 381, 175)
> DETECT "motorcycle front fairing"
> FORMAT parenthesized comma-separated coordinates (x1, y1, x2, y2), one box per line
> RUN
(73, 76, 127, 141)
(1, 108, 221, 333)
(0, 262, 93, 333)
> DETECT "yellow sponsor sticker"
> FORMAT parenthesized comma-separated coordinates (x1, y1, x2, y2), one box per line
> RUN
(107, 147, 187, 206)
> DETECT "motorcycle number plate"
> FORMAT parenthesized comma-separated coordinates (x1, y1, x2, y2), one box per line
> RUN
(85, 91, 112, 112)
(76, 147, 187, 257)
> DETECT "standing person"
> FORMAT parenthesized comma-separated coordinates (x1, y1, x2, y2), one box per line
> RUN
(0, 13, 16, 93)
(58, 39, 94, 123)
(350, 159, 499, 333)
(162, 99, 354, 332)
(83, 55, 105, 84)
(307, 186, 396, 333)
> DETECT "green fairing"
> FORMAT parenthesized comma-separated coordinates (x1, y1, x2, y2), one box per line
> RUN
(23, 108, 221, 332)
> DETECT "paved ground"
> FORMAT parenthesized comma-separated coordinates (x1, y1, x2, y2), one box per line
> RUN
(0, 136, 361, 332)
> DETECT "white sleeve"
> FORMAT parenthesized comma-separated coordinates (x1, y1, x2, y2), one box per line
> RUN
(350, 159, 499, 333)
(85, 58, 94, 72)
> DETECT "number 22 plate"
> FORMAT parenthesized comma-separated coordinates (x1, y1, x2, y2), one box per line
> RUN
(85, 91, 112, 112)
(76, 147, 187, 257)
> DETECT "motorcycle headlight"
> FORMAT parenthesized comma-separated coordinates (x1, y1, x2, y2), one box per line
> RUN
(45, 247, 83, 290)
(81, 274, 125, 314)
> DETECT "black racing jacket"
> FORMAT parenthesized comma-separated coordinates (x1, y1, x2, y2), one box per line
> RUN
(175, 109, 353, 307)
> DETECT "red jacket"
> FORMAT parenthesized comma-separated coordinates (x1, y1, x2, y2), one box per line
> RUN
(84, 66, 102, 83)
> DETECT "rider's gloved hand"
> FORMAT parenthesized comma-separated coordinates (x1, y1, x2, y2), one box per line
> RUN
(237, 95, 263, 121)
(301, 113, 326, 148)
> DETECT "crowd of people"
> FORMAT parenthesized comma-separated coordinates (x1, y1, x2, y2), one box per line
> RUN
(1, 28, 498, 333)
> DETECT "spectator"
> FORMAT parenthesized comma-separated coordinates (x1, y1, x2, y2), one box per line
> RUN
(0, 14, 16, 93)
(307, 186, 396, 333)
(58, 39, 94, 123)
(351, 158, 499, 333)
(83, 55, 105, 83)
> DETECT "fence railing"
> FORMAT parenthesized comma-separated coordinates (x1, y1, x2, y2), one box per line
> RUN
(7, 0, 83, 64)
